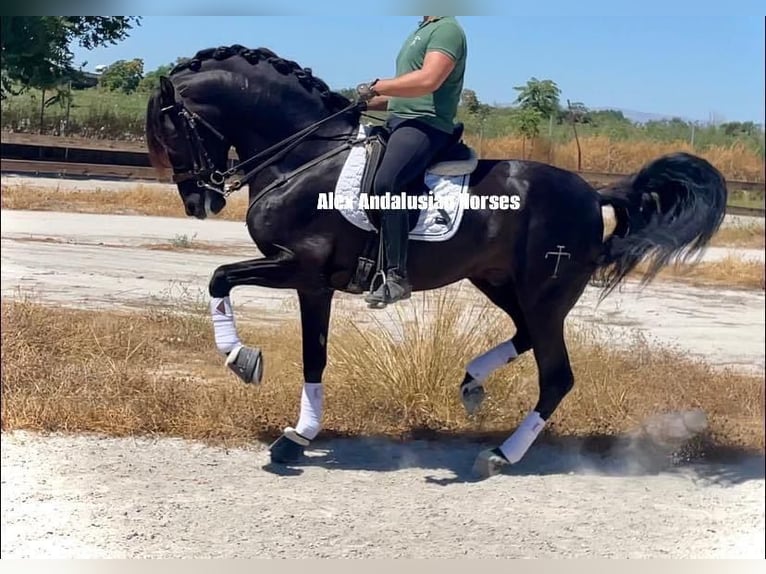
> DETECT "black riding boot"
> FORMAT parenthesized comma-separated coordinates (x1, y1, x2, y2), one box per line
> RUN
(365, 209, 412, 308)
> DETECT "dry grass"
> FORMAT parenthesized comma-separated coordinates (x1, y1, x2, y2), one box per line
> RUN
(633, 255, 765, 291)
(0, 183, 248, 222)
(472, 135, 765, 183)
(2, 293, 763, 454)
(709, 223, 765, 249)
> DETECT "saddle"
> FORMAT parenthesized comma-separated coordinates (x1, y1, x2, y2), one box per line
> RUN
(344, 122, 478, 294)
(359, 122, 479, 231)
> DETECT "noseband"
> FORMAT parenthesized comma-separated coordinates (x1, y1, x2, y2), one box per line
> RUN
(160, 101, 228, 194)
(160, 96, 363, 200)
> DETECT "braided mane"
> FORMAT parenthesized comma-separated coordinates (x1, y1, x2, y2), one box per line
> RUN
(169, 44, 351, 112)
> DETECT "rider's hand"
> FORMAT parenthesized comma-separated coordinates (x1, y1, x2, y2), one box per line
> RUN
(356, 80, 379, 102)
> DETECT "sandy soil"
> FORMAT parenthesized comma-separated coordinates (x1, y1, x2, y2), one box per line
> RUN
(2, 209, 764, 372)
(1, 431, 763, 559)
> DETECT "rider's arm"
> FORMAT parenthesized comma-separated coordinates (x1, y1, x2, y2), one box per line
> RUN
(372, 51, 456, 99)
(372, 22, 464, 99)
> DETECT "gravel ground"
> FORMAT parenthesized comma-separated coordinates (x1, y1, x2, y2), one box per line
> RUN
(1, 431, 764, 559)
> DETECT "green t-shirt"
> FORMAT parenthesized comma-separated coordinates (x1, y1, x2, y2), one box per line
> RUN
(387, 17, 467, 133)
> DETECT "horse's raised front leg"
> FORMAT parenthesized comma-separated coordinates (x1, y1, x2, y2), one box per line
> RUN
(208, 254, 300, 384)
(269, 288, 334, 464)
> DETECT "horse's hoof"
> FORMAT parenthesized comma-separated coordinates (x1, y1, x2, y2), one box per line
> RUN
(225, 345, 263, 385)
(269, 427, 308, 464)
(472, 448, 509, 479)
(460, 381, 486, 415)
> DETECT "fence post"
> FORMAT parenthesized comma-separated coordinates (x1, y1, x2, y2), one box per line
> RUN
(39, 88, 46, 134)
(64, 80, 72, 136)
(690, 123, 695, 149)
(479, 118, 484, 157)
(567, 99, 582, 172)
(548, 115, 553, 164)
(607, 144, 611, 172)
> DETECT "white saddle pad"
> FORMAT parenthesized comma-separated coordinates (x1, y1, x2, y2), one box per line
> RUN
(331, 124, 471, 242)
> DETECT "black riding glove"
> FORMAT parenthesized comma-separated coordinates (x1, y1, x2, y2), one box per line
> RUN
(356, 79, 379, 102)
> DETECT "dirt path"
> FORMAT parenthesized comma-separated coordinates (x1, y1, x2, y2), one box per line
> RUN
(1, 431, 763, 559)
(2, 209, 764, 372)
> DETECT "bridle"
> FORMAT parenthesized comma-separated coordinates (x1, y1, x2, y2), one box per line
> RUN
(159, 101, 227, 192)
(159, 97, 364, 200)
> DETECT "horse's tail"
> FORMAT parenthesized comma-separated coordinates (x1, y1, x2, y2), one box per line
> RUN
(594, 152, 728, 299)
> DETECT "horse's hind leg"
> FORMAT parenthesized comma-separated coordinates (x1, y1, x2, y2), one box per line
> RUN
(460, 279, 532, 415)
(270, 288, 334, 464)
(472, 291, 581, 479)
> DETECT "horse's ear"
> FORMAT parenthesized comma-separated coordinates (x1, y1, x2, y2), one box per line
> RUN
(159, 76, 175, 105)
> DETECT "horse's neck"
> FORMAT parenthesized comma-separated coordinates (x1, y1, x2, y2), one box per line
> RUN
(239, 114, 356, 206)
(233, 101, 356, 177)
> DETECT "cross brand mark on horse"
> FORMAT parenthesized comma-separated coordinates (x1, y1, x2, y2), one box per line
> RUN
(144, 43, 728, 480)
(545, 245, 571, 279)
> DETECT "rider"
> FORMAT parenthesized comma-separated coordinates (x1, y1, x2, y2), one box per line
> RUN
(356, 16, 467, 307)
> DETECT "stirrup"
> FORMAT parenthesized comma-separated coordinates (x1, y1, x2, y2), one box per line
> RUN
(365, 275, 411, 309)
(364, 269, 389, 309)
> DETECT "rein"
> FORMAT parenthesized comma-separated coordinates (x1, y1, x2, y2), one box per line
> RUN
(161, 99, 364, 199)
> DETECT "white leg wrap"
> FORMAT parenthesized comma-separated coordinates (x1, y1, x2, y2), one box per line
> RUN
(499, 411, 546, 464)
(295, 382, 324, 441)
(466, 339, 518, 382)
(210, 296, 242, 355)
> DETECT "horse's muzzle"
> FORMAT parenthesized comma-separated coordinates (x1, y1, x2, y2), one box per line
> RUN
(185, 197, 208, 219)
(184, 190, 226, 219)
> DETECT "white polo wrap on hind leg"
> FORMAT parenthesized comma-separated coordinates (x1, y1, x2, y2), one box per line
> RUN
(210, 296, 242, 355)
(500, 411, 546, 463)
(466, 339, 519, 382)
(295, 382, 324, 440)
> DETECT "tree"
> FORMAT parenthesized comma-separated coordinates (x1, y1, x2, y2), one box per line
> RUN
(139, 58, 189, 92)
(513, 77, 561, 119)
(461, 89, 492, 154)
(100, 58, 144, 93)
(510, 107, 544, 158)
(461, 89, 492, 121)
(0, 17, 140, 98)
(139, 64, 172, 92)
(566, 101, 591, 124)
(721, 121, 760, 137)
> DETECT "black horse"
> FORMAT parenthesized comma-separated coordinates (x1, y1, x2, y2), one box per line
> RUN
(145, 45, 727, 478)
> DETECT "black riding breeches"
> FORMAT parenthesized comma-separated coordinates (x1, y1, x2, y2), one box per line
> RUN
(371, 116, 452, 274)
(372, 116, 453, 201)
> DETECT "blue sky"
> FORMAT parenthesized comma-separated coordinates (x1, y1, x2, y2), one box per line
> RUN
(68, 2, 765, 123)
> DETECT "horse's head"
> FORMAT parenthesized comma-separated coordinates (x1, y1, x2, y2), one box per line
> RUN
(145, 45, 358, 220)
(146, 75, 230, 219)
